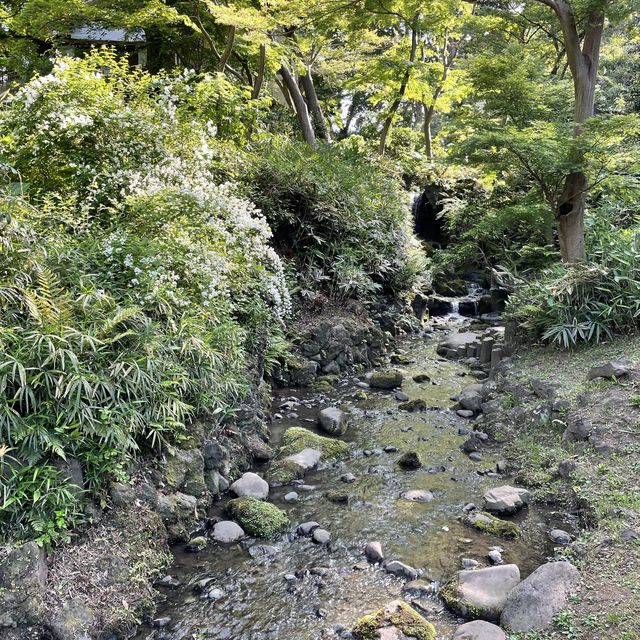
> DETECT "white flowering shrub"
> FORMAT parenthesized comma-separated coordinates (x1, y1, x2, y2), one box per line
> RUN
(0, 51, 287, 544)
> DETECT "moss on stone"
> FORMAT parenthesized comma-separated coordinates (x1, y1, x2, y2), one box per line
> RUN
(325, 489, 350, 504)
(267, 458, 306, 485)
(463, 511, 521, 539)
(352, 600, 436, 640)
(226, 497, 289, 539)
(370, 370, 403, 389)
(278, 427, 349, 461)
(398, 399, 427, 412)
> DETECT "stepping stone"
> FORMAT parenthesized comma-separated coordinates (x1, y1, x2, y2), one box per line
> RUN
(441, 564, 521, 621)
(483, 486, 529, 515)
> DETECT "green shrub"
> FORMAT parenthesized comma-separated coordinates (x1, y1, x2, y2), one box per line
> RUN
(244, 137, 427, 302)
(507, 205, 640, 347)
(0, 52, 289, 545)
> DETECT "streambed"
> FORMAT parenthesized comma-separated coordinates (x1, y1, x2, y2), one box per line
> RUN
(133, 321, 572, 640)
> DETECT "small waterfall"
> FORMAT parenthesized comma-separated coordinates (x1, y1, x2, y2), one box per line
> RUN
(451, 300, 460, 315)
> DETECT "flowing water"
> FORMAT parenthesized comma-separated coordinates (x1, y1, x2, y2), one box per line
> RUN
(133, 320, 572, 640)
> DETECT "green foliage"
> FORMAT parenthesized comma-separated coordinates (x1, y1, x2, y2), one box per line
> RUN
(245, 138, 427, 302)
(507, 204, 640, 347)
(0, 52, 288, 544)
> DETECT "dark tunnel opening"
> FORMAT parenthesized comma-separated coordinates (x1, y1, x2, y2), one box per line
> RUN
(412, 185, 446, 247)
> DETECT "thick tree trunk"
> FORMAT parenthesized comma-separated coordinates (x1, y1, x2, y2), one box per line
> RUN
(379, 17, 419, 155)
(300, 69, 331, 142)
(280, 65, 316, 145)
(540, 0, 604, 262)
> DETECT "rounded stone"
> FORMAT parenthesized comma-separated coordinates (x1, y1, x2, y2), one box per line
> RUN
(230, 472, 269, 500)
(453, 620, 507, 640)
(211, 521, 245, 544)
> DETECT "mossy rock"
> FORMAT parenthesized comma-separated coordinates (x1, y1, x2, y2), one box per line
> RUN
(398, 399, 427, 412)
(226, 497, 289, 539)
(370, 370, 403, 389)
(278, 427, 349, 461)
(463, 511, 521, 539)
(398, 451, 423, 470)
(267, 458, 306, 485)
(352, 600, 436, 640)
(325, 489, 350, 504)
(433, 276, 468, 297)
(312, 378, 336, 393)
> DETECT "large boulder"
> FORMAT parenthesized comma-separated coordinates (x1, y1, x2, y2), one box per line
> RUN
(0, 542, 48, 628)
(452, 620, 506, 640)
(587, 361, 629, 381)
(156, 491, 199, 542)
(501, 561, 579, 632)
(352, 600, 436, 640)
(164, 449, 207, 498)
(230, 472, 269, 500)
(317, 407, 348, 436)
(441, 564, 521, 622)
(483, 486, 529, 515)
(459, 384, 485, 412)
(370, 370, 404, 389)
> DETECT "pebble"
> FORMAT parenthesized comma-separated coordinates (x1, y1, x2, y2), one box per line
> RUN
(341, 473, 357, 483)
(365, 541, 384, 563)
(395, 391, 410, 401)
(248, 545, 278, 558)
(152, 617, 171, 628)
(284, 492, 299, 503)
(298, 484, 316, 491)
(207, 588, 225, 600)
(488, 549, 504, 565)
(385, 560, 418, 580)
(461, 558, 479, 569)
(457, 409, 475, 418)
(298, 522, 320, 536)
(157, 575, 180, 588)
(469, 452, 483, 462)
(384, 445, 398, 453)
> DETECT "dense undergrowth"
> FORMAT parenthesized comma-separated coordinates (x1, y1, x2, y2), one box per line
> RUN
(0, 51, 422, 544)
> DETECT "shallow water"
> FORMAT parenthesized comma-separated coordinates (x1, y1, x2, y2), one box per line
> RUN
(133, 324, 573, 640)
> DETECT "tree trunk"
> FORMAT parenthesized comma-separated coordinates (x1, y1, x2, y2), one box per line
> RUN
(280, 65, 316, 145)
(218, 25, 236, 72)
(539, 0, 604, 262)
(423, 105, 434, 161)
(252, 44, 266, 99)
(379, 16, 419, 155)
(340, 95, 358, 138)
(300, 68, 331, 142)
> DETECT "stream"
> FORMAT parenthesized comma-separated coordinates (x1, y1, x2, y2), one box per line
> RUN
(133, 317, 573, 640)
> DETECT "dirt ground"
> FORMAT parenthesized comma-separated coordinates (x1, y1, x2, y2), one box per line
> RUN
(488, 335, 640, 640)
